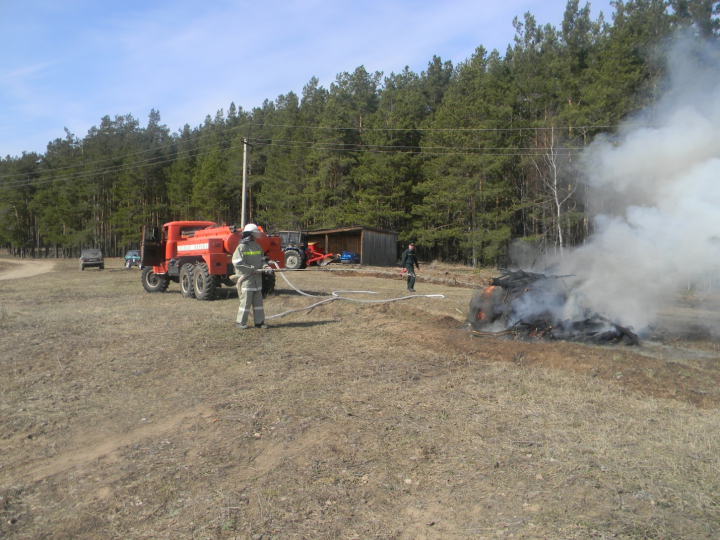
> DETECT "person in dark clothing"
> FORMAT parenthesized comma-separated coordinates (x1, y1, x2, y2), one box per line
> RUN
(400, 242, 420, 292)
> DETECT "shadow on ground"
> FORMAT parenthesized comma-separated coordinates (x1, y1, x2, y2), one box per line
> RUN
(267, 320, 337, 329)
(272, 289, 329, 297)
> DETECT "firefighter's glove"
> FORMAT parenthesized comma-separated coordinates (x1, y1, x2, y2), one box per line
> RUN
(263, 266, 274, 275)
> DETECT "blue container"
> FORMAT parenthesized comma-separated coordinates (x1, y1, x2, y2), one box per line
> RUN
(340, 251, 360, 264)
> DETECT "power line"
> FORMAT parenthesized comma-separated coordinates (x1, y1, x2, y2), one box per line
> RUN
(0, 134, 248, 187)
(248, 122, 628, 132)
(0, 133, 587, 189)
(1, 121, 616, 182)
(0, 122, 252, 180)
(0, 119, 644, 181)
(256, 140, 579, 157)
(251, 137, 587, 151)
(0, 142, 247, 189)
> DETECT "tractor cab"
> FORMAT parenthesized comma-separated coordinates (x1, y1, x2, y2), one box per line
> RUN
(279, 231, 308, 251)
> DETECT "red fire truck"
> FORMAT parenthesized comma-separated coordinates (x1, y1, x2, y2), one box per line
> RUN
(140, 221, 284, 300)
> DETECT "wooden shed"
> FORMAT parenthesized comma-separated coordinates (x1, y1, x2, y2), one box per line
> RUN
(305, 226, 398, 267)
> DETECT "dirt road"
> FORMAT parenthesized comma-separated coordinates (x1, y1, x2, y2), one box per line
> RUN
(0, 257, 56, 280)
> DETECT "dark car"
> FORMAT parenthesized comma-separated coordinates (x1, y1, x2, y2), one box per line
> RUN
(80, 249, 104, 271)
(124, 249, 141, 269)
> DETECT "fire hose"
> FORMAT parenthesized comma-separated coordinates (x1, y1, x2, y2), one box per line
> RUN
(229, 268, 273, 286)
(236, 261, 445, 320)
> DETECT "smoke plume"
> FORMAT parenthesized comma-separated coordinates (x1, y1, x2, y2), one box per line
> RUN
(557, 36, 720, 331)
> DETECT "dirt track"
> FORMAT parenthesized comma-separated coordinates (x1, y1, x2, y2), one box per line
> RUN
(0, 258, 56, 280)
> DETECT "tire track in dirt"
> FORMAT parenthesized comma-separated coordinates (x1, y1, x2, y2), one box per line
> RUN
(25, 405, 213, 483)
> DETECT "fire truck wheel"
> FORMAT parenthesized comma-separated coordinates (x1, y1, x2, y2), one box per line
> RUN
(193, 262, 217, 301)
(284, 250, 302, 270)
(262, 272, 276, 297)
(141, 266, 169, 293)
(180, 264, 196, 298)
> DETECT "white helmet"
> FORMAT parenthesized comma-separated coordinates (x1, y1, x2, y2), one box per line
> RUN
(243, 223, 259, 233)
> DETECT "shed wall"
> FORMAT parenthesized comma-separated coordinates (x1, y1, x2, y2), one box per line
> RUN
(361, 230, 397, 266)
(305, 227, 397, 267)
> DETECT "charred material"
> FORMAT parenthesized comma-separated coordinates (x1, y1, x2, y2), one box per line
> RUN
(505, 315, 640, 346)
(468, 270, 640, 346)
(489, 269, 570, 293)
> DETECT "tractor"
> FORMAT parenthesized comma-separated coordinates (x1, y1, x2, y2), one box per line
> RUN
(139, 221, 284, 300)
(279, 230, 337, 270)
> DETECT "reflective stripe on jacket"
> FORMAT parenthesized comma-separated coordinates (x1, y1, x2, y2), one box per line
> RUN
(232, 239, 264, 290)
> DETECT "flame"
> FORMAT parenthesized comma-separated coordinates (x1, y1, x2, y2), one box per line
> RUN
(476, 311, 485, 321)
(482, 286, 497, 299)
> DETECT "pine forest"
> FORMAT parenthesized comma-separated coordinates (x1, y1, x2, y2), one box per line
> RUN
(1, 0, 718, 265)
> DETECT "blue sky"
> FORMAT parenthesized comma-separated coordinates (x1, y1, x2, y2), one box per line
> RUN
(0, 0, 613, 159)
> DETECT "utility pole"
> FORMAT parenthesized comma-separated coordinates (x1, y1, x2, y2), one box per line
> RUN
(241, 138, 248, 227)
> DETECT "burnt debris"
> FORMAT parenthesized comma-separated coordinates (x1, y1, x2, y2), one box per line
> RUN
(468, 270, 640, 346)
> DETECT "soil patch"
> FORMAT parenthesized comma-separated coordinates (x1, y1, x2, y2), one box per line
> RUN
(0, 257, 56, 280)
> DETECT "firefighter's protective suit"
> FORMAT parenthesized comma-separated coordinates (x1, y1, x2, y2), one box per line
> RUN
(232, 234, 266, 327)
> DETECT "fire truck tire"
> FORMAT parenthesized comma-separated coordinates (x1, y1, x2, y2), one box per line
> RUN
(180, 264, 195, 298)
(141, 266, 169, 293)
(262, 272, 276, 297)
(193, 262, 217, 301)
(284, 250, 302, 270)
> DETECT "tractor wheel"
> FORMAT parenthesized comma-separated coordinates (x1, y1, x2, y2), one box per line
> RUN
(193, 262, 216, 301)
(141, 266, 169, 293)
(262, 271, 276, 298)
(125, 260, 132, 269)
(180, 263, 195, 298)
(284, 250, 302, 270)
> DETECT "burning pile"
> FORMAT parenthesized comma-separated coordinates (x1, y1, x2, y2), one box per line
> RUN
(467, 270, 640, 346)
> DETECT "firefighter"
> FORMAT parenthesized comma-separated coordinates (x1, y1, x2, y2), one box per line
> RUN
(232, 223, 270, 329)
(400, 242, 420, 292)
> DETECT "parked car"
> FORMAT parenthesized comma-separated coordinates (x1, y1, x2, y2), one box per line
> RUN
(80, 249, 104, 271)
(124, 249, 141, 269)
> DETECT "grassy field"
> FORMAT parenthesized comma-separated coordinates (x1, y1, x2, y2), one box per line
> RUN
(1, 257, 720, 539)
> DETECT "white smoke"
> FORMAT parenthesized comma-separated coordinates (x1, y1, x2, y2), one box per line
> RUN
(558, 36, 720, 330)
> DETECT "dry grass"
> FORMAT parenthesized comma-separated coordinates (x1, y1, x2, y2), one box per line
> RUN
(1, 257, 720, 539)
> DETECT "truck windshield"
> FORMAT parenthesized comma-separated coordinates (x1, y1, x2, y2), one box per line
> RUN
(180, 227, 205, 238)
